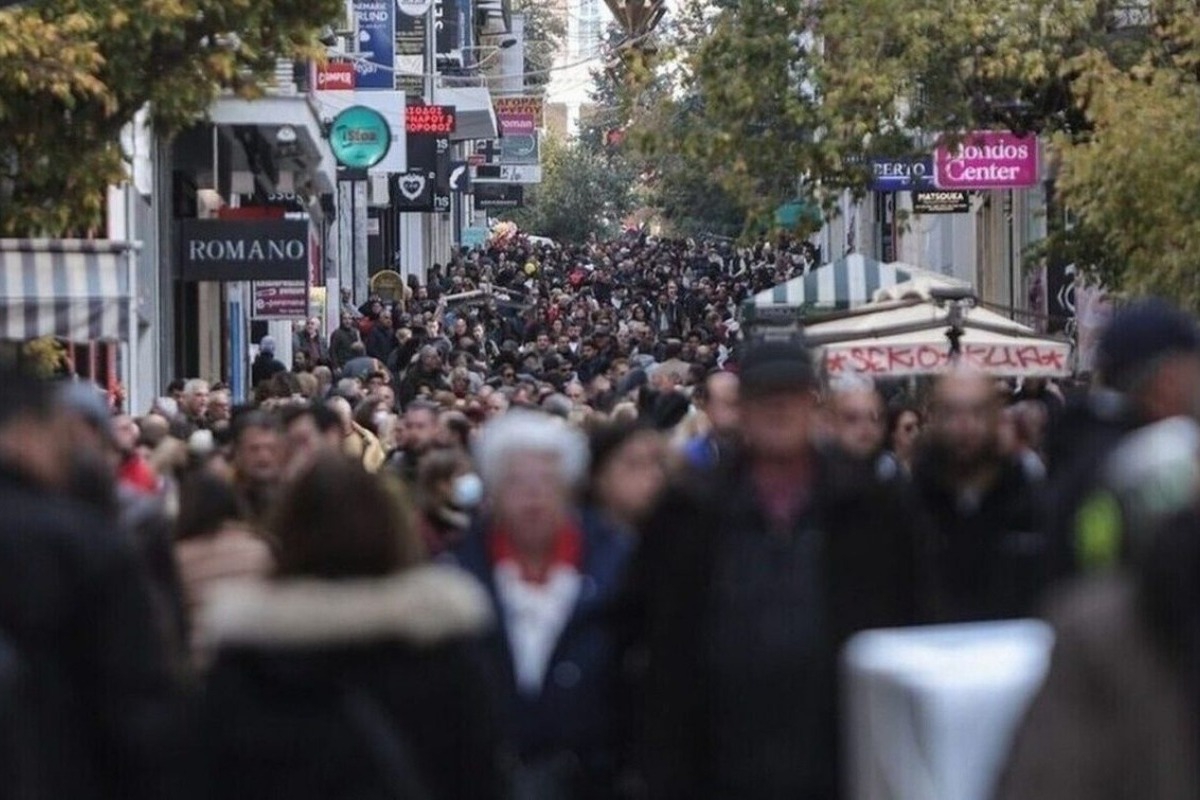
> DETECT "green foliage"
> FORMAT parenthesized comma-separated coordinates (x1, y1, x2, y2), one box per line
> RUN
(0, 0, 341, 236)
(504, 136, 636, 244)
(512, 0, 566, 93)
(1050, 15, 1200, 310)
(662, 0, 1200, 302)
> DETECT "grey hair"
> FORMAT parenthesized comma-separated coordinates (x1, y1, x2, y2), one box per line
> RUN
(183, 378, 210, 396)
(826, 373, 876, 397)
(472, 410, 590, 492)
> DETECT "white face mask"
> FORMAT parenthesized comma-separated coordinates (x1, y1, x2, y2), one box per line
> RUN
(451, 472, 484, 509)
(373, 411, 391, 431)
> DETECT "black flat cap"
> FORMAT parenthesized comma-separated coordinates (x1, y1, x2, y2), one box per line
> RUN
(738, 339, 817, 397)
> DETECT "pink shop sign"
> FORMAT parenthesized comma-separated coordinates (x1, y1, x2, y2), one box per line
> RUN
(934, 132, 1040, 190)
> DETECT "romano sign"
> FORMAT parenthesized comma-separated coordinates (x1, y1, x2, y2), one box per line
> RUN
(178, 219, 309, 281)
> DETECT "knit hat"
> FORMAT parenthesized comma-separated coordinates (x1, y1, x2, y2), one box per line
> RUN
(1097, 298, 1200, 391)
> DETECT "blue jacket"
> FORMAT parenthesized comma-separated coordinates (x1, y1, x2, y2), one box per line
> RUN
(451, 511, 633, 779)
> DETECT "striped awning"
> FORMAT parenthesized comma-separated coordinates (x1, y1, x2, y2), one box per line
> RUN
(0, 239, 134, 342)
(752, 255, 960, 310)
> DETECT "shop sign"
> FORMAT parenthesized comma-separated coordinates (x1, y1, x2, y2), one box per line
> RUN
(353, 0, 396, 90)
(330, 106, 392, 169)
(406, 104, 457, 135)
(315, 61, 355, 91)
(823, 341, 1069, 377)
(912, 190, 971, 214)
(934, 131, 1040, 190)
(868, 156, 934, 192)
(252, 281, 309, 320)
(179, 219, 309, 281)
(473, 183, 524, 210)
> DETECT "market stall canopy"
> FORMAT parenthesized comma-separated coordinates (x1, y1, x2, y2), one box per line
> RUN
(0, 239, 135, 342)
(750, 255, 967, 314)
(805, 298, 1072, 378)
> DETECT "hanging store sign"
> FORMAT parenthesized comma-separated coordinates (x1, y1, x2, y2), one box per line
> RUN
(934, 131, 1040, 190)
(394, 10, 427, 97)
(315, 61, 356, 91)
(868, 156, 935, 192)
(179, 219, 309, 281)
(252, 281, 309, 320)
(406, 104, 457, 135)
(473, 183, 525, 210)
(353, 0, 396, 90)
(912, 190, 971, 214)
(494, 96, 541, 168)
(330, 106, 393, 169)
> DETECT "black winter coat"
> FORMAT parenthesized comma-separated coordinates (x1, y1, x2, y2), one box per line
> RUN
(0, 466, 184, 800)
(911, 444, 1049, 623)
(624, 449, 922, 800)
(199, 564, 505, 800)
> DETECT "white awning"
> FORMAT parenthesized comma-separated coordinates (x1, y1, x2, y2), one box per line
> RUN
(806, 301, 1072, 378)
(211, 95, 341, 194)
(435, 86, 499, 140)
(0, 240, 135, 342)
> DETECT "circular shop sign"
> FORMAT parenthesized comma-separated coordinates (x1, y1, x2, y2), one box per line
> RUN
(397, 0, 432, 15)
(330, 106, 392, 169)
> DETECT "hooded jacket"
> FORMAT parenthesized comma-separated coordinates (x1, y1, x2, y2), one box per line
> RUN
(198, 564, 505, 800)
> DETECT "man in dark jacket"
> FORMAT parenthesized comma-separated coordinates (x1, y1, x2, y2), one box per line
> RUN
(251, 336, 287, 388)
(365, 312, 398, 364)
(0, 368, 183, 799)
(627, 340, 921, 800)
(1042, 298, 1200, 577)
(911, 370, 1047, 622)
(329, 313, 362, 371)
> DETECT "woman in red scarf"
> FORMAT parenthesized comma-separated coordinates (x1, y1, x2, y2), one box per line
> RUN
(450, 411, 633, 799)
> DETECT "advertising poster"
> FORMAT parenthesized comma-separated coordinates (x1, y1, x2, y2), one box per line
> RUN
(352, 0, 395, 90)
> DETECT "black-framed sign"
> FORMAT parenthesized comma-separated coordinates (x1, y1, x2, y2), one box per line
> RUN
(178, 219, 309, 281)
(473, 183, 524, 210)
(912, 190, 971, 214)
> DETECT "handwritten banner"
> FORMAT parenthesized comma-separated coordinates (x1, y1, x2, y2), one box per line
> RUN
(822, 342, 1070, 377)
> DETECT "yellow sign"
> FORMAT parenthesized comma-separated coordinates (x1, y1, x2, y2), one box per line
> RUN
(370, 270, 405, 302)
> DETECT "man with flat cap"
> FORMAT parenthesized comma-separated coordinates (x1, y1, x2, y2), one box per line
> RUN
(622, 338, 923, 800)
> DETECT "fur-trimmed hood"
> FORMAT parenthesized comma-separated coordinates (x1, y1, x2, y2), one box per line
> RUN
(200, 563, 493, 649)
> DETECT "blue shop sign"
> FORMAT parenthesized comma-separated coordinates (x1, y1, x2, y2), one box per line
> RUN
(868, 155, 935, 192)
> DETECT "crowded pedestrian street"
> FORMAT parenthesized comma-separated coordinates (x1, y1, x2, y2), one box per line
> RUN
(7, 0, 1200, 795)
(2, 226, 1200, 799)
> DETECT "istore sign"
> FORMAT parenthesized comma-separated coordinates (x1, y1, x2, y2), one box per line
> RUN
(935, 131, 1040, 190)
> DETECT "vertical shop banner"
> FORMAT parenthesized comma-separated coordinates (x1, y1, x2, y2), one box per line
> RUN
(494, 96, 542, 167)
(353, 0, 395, 90)
(434, 0, 465, 54)
(434, 137, 452, 212)
(394, 1, 428, 98)
(394, 107, 451, 212)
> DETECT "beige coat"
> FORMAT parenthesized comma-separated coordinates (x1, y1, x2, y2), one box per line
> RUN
(995, 575, 1199, 800)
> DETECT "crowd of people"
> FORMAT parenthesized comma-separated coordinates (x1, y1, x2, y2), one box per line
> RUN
(3, 230, 1200, 799)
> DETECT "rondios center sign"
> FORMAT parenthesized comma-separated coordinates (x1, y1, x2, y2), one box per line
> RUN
(934, 131, 1040, 190)
(178, 219, 309, 281)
